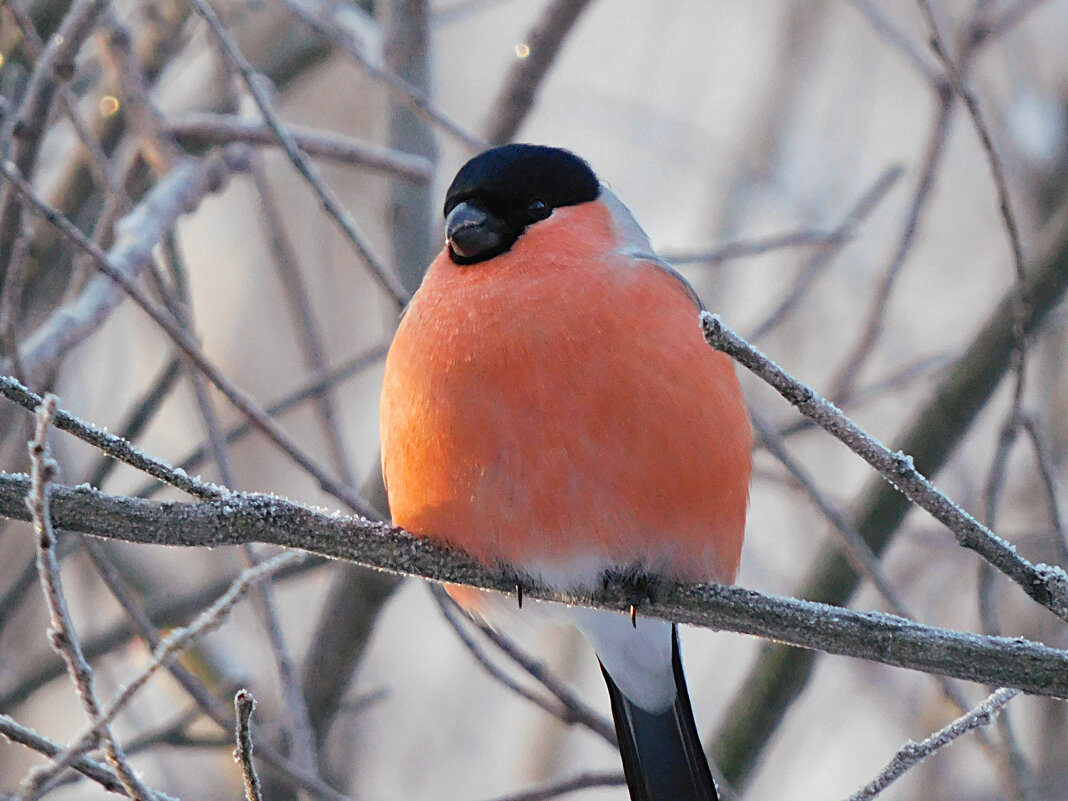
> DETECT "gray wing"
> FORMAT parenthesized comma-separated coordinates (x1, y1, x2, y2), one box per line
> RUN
(599, 185, 706, 312)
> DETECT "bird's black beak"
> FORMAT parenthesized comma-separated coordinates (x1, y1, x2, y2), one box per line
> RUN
(446, 201, 507, 264)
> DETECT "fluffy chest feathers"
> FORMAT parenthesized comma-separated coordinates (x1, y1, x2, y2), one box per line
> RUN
(380, 200, 750, 588)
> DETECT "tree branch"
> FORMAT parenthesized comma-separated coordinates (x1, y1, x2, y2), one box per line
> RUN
(0, 163, 380, 518)
(1, 473, 1067, 699)
(846, 687, 1019, 801)
(233, 690, 264, 801)
(166, 113, 434, 180)
(702, 312, 1068, 621)
(0, 713, 128, 798)
(0, 154, 235, 386)
(186, 0, 410, 307)
(482, 0, 597, 146)
(712, 195, 1068, 787)
(479, 771, 626, 801)
(23, 396, 157, 801)
(18, 546, 304, 795)
(0, 375, 223, 501)
(276, 0, 484, 150)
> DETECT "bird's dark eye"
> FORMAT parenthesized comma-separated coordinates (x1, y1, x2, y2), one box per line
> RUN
(528, 199, 550, 221)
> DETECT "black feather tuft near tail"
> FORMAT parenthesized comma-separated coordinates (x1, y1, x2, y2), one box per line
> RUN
(600, 625, 719, 801)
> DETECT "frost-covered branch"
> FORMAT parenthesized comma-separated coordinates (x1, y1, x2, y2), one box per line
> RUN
(23, 397, 157, 801)
(0, 472, 1066, 699)
(233, 690, 264, 801)
(846, 688, 1019, 801)
(701, 312, 1068, 622)
(0, 154, 235, 386)
(19, 546, 304, 796)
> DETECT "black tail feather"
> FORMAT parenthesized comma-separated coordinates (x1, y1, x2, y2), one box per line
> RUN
(600, 625, 719, 801)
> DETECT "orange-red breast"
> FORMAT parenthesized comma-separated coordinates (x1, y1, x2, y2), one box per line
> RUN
(380, 144, 751, 801)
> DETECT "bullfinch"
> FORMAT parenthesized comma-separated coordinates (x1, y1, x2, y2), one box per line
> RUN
(380, 144, 751, 801)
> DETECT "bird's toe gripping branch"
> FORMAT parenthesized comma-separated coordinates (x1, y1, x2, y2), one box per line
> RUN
(599, 569, 664, 628)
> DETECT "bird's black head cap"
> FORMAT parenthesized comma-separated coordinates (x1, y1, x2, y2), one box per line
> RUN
(443, 144, 600, 265)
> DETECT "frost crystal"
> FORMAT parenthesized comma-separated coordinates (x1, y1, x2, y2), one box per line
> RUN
(1035, 563, 1068, 583)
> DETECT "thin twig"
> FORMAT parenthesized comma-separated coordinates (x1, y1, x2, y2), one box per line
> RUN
(917, 0, 1031, 412)
(0, 154, 235, 386)
(0, 712, 127, 797)
(20, 549, 305, 796)
(86, 357, 184, 491)
(753, 411, 913, 615)
(827, 85, 956, 401)
(482, 0, 596, 145)
(978, 413, 1034, 801)
(1018, 414, 1068, 563)
(778, 354, 950, 439)
(166, 113, 434, 180)
(22, 395, 157, 801)
(979, 418, 1020, 636)
(0, 555, 322, 713)
(134, 342, 388, 499)
(234, 690, 264, 801)
(120, 705, 223, 756)
(479, 772, 626, 801)
(747, 165, 903, 341)
(77, 540, 346, 801)
(432, 587, 616, 745)
(432, 588, 587, 732)
(470, 617, 618, 744)
(983, 0, 1052, 42)
(0, 545, 56, 642)
(187, 0, 410, 306)
(299, 560, 401, 746)
(249, 153, 356, 486)
(846, 688, 1019, 801)
(0, 376, 224, 500)
(277, 0, 484, 150)
(157, 235, 238, 489)
(663, 228, 842, 267)
(435, 0, 518, 25)
(0, 713, 184, 800)
(847, 0, 941, 82)
(0, 223, 30, 382)
(240, 540, 321, 774)
(379, 0, 439, 292)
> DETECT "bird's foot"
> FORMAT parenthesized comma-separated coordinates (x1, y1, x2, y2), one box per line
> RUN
(601, 569, 661, 628)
